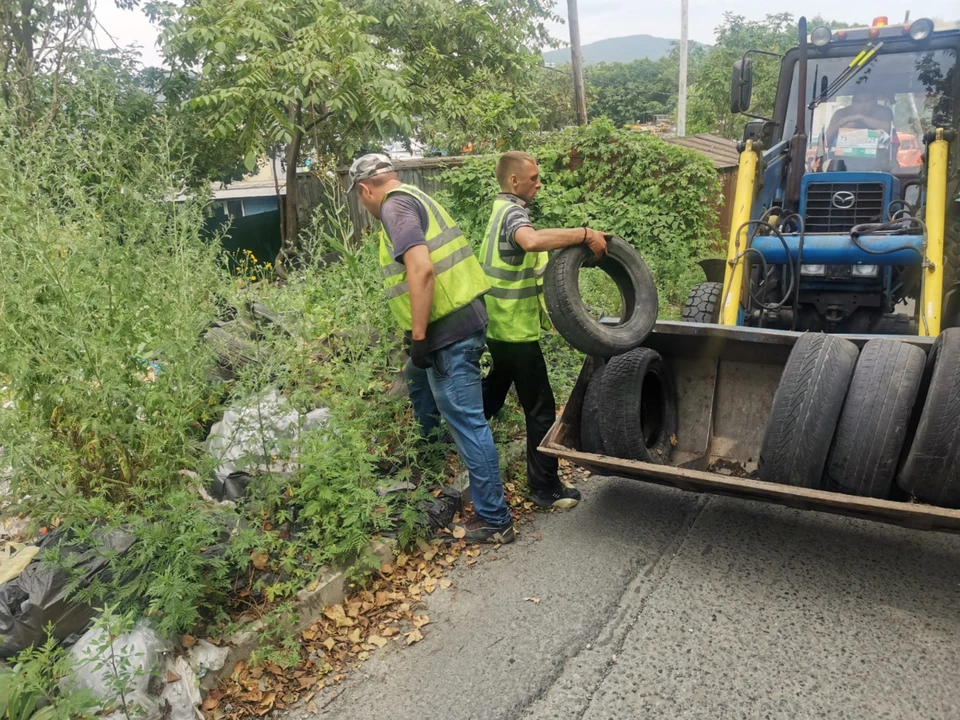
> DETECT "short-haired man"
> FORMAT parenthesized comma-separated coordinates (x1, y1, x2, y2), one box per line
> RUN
(348, 154, 514, 544)
(480, 150, 608, 509)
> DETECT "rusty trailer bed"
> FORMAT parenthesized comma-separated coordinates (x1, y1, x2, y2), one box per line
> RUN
(539, 321, 960, 534)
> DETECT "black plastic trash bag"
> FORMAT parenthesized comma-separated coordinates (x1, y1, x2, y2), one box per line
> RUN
(0, 528, 136, 658)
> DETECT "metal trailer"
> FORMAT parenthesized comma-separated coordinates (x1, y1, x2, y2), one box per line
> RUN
(539, 321, 960, 534)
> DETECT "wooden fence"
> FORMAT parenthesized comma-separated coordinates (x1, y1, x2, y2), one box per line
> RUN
(296, 155, 470, 240)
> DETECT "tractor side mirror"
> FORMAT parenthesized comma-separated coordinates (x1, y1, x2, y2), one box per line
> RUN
(730, 58, 754, 114)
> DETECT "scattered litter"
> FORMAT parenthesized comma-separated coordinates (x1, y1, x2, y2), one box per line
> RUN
(0, 542, 39, 585)
(63, 618, 170, 719)
(187, 638, 229, 677)
(0, 528, 136, 658)
(523, 597, 541, 604)
(205, 389, 330, 499)
(160, 657, 202, 720)
(416, 484, 462, 530)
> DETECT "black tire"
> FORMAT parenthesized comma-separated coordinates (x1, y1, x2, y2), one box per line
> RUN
(681, 282, 723, 323)
(543, 236, 658, 357)
(898, 328, 960, 507)
(759, 334, 859, 488)
(598, 347, 677, 464)
(580, 365, 606, 454)
(824, 339, 925, 498)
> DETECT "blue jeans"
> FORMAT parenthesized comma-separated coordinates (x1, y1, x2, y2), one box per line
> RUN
(404, 329, 511, 526)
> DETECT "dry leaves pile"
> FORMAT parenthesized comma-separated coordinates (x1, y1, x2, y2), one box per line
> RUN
(205, 538, 483, 719)
(205, 459, 587, 719)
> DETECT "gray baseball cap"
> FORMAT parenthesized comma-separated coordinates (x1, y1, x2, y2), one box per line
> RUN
(346, 153, 395, 193)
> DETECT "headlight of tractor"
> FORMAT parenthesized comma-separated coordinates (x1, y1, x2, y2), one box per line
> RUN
(852, 264, 879, 277)
(800, 264, 826, 276)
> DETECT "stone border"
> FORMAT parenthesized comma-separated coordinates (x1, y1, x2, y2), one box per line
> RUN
(203, 439, 526, 689)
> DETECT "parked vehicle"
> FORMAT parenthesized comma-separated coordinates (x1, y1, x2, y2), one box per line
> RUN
(543, 16, 960, 532)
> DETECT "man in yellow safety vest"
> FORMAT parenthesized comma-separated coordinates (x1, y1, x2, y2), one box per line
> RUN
(480, 151, 608, 509)
(348, 154, 514, 544)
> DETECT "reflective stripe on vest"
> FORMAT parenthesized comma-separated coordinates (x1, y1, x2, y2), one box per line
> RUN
(378, 184, 490, 331)
(479, 198, 550, 343)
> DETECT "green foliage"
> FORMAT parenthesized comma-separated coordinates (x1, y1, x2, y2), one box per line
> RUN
(441, 119, 721, 310)
(0, 92, 432, 639)
(585, 59, 678, 127)
(0, 627, 98, 720)
(164, 0, 411, 164)
(685, 13, 854, 139)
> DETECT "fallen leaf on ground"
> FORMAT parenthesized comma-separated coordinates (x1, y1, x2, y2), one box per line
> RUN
(405, 629, 424, 645)
(323, 637, 336, 651)
(166, 671, 181, 683)
(202, 696, 220, 711)
(368, 634, 388, 648)
(412, 615, 431, 628)
(523, 597, 541, 604)
(250, 550, 269, 570)
(439, 579, 452, 590)
(180, 634, 197, 649)
(452, 526, 466, 539)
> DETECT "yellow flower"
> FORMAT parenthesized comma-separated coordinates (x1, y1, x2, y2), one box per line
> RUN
(250, 275, 257, 281)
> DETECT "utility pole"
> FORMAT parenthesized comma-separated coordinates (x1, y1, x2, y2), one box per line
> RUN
(567, 0, 588, 125)
(677, 0, 689, 136)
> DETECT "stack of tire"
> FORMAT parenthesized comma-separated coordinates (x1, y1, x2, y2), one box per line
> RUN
(757, 330, 960, 507)
(542, 237, 677, 464)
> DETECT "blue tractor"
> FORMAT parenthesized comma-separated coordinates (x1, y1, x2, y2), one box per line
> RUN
(682, 16, 959, 336)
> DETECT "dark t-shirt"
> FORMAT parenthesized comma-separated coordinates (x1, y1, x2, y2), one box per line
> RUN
(380, 193, 487, 352)
(498, 193, 535, 254)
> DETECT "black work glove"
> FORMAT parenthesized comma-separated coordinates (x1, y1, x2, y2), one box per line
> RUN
(410, 338, 432, 369)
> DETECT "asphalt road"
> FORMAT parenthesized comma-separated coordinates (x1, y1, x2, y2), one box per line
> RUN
(287, 475, 960, 720)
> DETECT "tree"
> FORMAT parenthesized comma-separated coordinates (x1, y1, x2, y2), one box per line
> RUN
(585, 58, 678, 127)
(164, 0, 411, 269)
(165, 0, 555, 265)
(528, 64, 577, 132)
(1, 0, 138, 123)
(685, 13, 796, 139)
(360, 0, 556, 153)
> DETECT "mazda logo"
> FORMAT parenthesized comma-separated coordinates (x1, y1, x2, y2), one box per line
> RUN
(832, 191, 856, 209)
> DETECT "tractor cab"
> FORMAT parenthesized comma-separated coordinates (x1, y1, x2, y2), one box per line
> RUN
(701, 16, 959, 336)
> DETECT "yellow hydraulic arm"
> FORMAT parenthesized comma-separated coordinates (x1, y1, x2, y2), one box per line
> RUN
(921, 128, 950, 337)
(720, 141, 760, 326)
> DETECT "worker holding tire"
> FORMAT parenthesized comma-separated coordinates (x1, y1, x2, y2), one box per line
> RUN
(348, 154, 514, 544)
(480, 150, 608, 509)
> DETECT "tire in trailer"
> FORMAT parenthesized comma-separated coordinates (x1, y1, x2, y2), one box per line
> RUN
(759, 333, 859, 488)
(823, 339, 925, 498)
(899, 328, 960, 507)
(598, 347, 677, 464)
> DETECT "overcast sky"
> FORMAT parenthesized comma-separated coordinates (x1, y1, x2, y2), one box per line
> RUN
(95, 0, 959, 67)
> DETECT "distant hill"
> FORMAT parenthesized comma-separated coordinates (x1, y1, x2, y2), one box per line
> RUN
(543, 34, 677, 66)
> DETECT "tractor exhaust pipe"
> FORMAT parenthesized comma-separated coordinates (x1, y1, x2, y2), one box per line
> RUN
(787, 16, 808, 206)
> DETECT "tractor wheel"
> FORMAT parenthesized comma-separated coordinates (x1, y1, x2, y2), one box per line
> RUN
(681, 282, 723, 323)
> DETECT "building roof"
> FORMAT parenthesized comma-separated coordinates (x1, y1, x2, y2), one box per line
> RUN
(664, 133, 740, 170)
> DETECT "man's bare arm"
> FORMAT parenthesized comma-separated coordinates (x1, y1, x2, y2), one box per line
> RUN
(403, 245, 435, 340)
(514, 226, 608, 258)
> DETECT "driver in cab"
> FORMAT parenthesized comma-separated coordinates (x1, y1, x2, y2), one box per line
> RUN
(824, 87, 900, 171)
